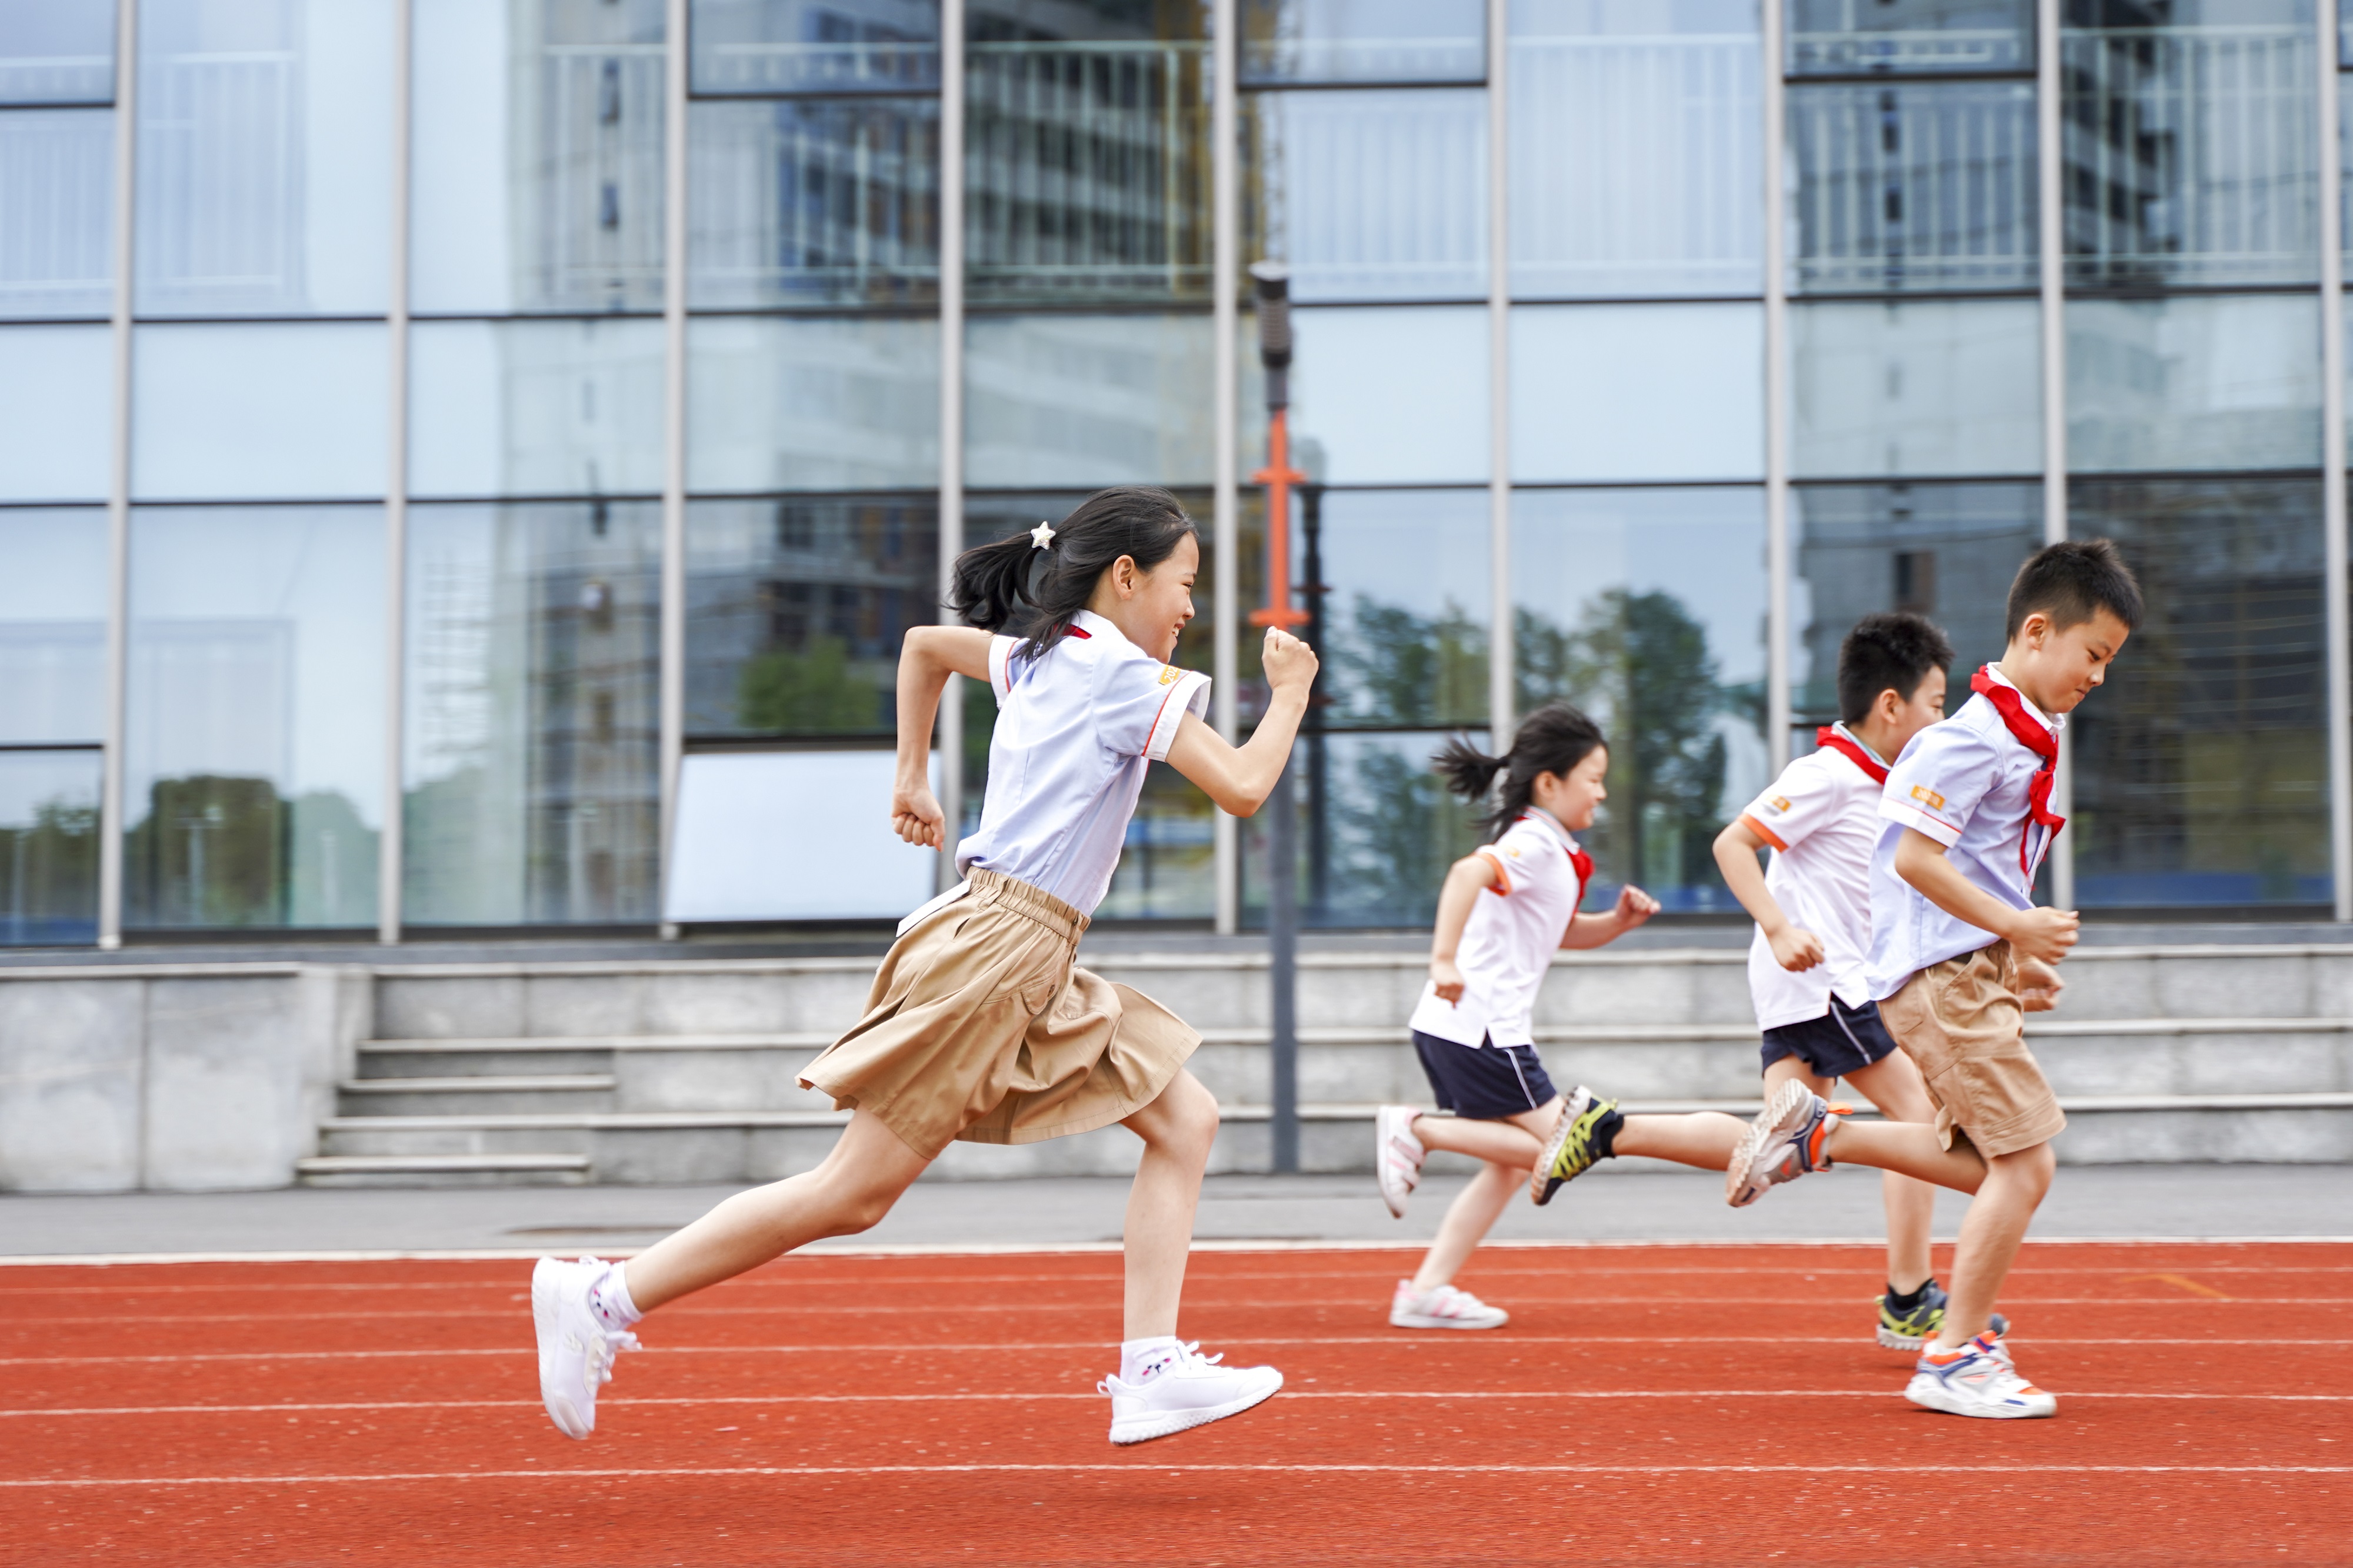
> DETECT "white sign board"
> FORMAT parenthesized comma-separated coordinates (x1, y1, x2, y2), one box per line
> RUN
(665, 750, 942, 923)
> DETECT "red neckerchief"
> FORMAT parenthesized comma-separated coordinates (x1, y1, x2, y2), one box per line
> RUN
(1814, 725, 1888, 785)
(1521, 812, 1594, 903)
(1969, 665, 2065, 873)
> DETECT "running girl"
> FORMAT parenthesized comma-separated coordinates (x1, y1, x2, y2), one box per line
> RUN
(1372, 703, 1665, 1330)
(532, 486, 1319, 1446)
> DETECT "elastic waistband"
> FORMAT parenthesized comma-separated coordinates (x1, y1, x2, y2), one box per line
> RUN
(967, 868, 1088, 943)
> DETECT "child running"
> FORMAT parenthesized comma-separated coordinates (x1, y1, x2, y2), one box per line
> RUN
(531, 485, 1321, 1446)
(1371, 703, 1662, 1330)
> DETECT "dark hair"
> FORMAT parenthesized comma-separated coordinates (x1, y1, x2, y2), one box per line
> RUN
(2004, 538, 2142, 640)
(948, 485, 1199, 657)
(1434, 703, 1608, 843)
(1837, 612, 1955, 724)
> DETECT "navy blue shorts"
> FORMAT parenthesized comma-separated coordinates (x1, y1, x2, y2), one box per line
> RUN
(1411, 1030, 1560, 1122)
(1759, 994, 1901, 1080)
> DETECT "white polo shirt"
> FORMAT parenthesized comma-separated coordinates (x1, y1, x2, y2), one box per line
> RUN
(954, 608, 1211, 916)
(1407, 808, 1591, 1049)
(1866, 668, 2062, 998)
(1736, 723, 1889, 1032)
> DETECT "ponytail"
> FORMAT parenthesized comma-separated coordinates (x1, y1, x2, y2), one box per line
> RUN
(1434, 703, 1608, 842)
(947, 485, 1199, 658)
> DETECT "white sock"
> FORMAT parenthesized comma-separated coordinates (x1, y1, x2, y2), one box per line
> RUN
(1119, 1335, 1184, 1384)
(588, 1262, 643, 1330)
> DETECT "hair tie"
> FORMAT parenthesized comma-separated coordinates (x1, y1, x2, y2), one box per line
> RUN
(1029, 521, 1055, 550)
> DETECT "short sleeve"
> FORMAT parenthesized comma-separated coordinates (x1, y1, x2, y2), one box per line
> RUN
(1878, 719, 2000, 848)
(1473, 842, 1513, 893)
(1094, 650, 1212, 762)
(1739, 757, 1839, 853)
(987, 635, 1021, 702)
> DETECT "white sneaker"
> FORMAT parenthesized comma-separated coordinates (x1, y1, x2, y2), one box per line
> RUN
(1374, 1105, 1427, 1218)
(1725, 1078, 1848, 1208)
(1904, 1332, 2057, 1419)
(1390, 1279, 1508, 1330)
(1098, 1342, 1282, 1444)
(532, 1255, 641, 1440)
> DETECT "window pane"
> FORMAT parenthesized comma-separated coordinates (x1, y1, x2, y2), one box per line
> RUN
(0, 107, 113, 313)
(689, 97, 939, 308)
(1512, 303, 1763, 482)
(1244, 88, 1485, 302)
(1789, 0, 2031, 76)
(2069, 477, 2329, 909)
(132, 322, 389, 501)
(1791, 299, 2041, 479)
(1300, 488, 1488, 729)
(410, 318, 666, 499)
(969, 42, 1209, 305)
(691, 0, 940, 95)
(404, 501, 661, 926)
(966, 313, 1214, 488)
(2063, 4, 2319, 288)
(1510, 2, 1761, 299)
(1240, 0, 1485, 84)
(135, 0, 394, 315)
(1788, 82, 2037, 294)
(688, 313, 939, 491)
(1259, 305, 1489, 484)
(0, 324, 111, 501)
(1095, 760, 1217, 921)
(411, 0, 668, 314)
(1790, 482, 2038, 733)
(0, 748, 101, 945)
(0, 0, 114, 104)
(2067, 293, 2321, 473)
(1512, 486, 1769, 914)
(125, 506, 385, 930)
(0, 507, 106, 743)
(1244, 729, 1485, 928)
(685, 495, 938, 738)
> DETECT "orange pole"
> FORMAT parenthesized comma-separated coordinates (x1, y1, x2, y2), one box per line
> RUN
(1250, 407, 1308, 630)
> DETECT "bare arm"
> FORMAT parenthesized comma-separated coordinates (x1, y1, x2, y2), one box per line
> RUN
(1891, 828, 2078, 967)
(1426, 852, 1501, 1003)
(1560, 885, 1662, 949)
(1162, 628, 1319, 817)
(1711, 817, 1825, 972)
(889, 625, 994, 849)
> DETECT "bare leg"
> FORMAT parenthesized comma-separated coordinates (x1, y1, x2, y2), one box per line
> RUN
(1820, 1119, 1988, 1195)
(1408, 1102, 1555, 1169)
(1116, 1069, 1221, 1340)
(1934, 1141, 2054, 1348)
(1838, 1052, 1939, 1292)
(621, 1109, 931, 1312)
(1609, 1111, 1748, 1170)
(1413, 1160, 1523, 1292)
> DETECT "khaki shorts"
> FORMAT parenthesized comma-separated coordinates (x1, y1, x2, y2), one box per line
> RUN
(1880, 940, 2065, 1160)
(799, 868, 1199, 1160)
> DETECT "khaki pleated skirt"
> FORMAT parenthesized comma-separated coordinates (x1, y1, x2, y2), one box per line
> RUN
(798, 868, 1201, 1160)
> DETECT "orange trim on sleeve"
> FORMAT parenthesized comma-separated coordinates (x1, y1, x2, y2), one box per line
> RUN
(1738, 813, 1788, 853)
(1474, 844, 1512, 895)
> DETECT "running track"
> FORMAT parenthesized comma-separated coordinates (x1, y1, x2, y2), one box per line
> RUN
(2, 1240, 2346, 1566)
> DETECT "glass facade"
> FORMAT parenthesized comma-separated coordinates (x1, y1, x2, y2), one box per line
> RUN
(8, 0, 2353, 943)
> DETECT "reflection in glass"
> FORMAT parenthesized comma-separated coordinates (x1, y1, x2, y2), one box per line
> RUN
(1239, 0, 1484, 84)
(1789, 82, 2036, 293)
(689, 97, 939, 308)
(410, 318, 666, 499)
(1791, 482, 2039, 731)
(0, 508, 106, 743)
(1789, 0, 2031, 76)
(2063, 1, 2318, 288)
(1264, 305, 1488, 485)
(124, 507, 385, 930)
(1290, 488, 1488, 729)
(411, 0, 667, 314)
(687, 313, 939, 492)
(1513, 486, 1769, 913)
(690, 0, 939, 95)
(1511, 303, 1764, 482)
(1242, 729, 1484, 929)
(0, 325, 111, 501)
(2066, 293, 2321, 473)
(132, 322, 389, 501)
(966, 313, 1214, 488)
(2069, 478, 2328, 909)
(1791, 299, 2041, 478)
(1244, 88, 1484, 302)
(685, 495, 938, 737)
(135, 0, 394, 315)
(0, 108, 112, 314)
(0, 748, 100, 945)
(0, 0, 115, 104)
(404, 502, 660, 926)
(1510, 1, 1761, 299)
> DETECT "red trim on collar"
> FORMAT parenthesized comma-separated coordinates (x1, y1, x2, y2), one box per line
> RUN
(1814, 726, 1888, 785)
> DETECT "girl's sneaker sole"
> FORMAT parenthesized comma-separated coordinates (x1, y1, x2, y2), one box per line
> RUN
(1108, 1373, 1283, 1445)
(1389, 1309, 1508, 1330)
(1904, 1376, 2056, 1419)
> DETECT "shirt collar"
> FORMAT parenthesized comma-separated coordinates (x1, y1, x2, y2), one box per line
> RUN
(1070, 608, 1120, 643)
(1982, 663, 2062, 735)
(1828, 719, 1890, 766)
(1521, 804, 1579, 855)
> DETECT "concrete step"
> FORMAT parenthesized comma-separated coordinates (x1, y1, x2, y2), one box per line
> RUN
(335, 1075, 619, 1117)
(294, 1152, 592, 1189)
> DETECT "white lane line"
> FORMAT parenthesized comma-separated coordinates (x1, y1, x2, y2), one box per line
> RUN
(5, 1462, 2349, 1488)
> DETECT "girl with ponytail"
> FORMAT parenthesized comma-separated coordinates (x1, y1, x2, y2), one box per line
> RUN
(532, 486, 1320, 1449)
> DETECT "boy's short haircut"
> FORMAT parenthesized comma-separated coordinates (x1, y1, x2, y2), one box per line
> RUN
(2004, 538, 2143, 639)
(1837, 612, 1955, 724)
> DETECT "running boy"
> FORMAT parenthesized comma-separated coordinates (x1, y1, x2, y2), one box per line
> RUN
(531, 486, 1320, 1446)
(1371, 704, 1664, 1330)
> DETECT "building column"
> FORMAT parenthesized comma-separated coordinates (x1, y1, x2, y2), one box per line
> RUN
(2037, 0, 2075, 910)
(937, 0, 968, 892)
(657, 0, 690, 938)
(1212, 0, 1239, 934)
(379, 0, 414, 946)
(98, 0, 139, 951)
(2319, 0, 2352, 923)
(1762, 0, 1790, 774)
(1487, 0, 1512, 756)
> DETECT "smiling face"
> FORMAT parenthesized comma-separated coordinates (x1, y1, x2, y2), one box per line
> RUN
(2005, 606, 2131, 716)
(1530, 745, 1611, 832)
(1088, 530, 1199, 661)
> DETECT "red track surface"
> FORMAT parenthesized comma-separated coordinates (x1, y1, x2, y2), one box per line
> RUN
(3, 1240, 2347, 1566)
